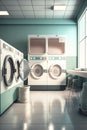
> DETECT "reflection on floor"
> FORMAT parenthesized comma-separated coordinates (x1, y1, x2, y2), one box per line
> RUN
(0, 91, 87, 130)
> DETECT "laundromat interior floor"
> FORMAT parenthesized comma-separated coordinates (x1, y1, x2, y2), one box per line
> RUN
(0, 91, 87, 130)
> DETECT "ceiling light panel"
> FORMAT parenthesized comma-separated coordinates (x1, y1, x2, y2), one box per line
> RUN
(0, 11, 9, 15)
(54, 5, 66, 10)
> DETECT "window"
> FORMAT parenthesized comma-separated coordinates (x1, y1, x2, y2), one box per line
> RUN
(78, 8, 87, 68)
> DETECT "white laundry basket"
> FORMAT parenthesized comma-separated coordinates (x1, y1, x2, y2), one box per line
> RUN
(18, 86, 30, 103)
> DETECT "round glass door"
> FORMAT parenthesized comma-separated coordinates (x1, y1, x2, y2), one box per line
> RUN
(2, 55, 15, 86)
(31, 64, 44, 79)
(49, 64, 62, 79)
(19, 59, 29, 81)
(15, 60, 20, 82)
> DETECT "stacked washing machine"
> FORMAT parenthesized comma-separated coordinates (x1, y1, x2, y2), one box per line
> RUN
(28, 36, 48, 86)
(47, 36, 66, 86)
(28, 35, 66, 90)
(0, 39, 23, 115)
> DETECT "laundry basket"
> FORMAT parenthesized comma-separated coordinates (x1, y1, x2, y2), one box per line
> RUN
(18, 86, 30, 103)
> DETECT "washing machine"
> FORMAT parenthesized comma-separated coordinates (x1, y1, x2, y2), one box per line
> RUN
(28, 55, 47, 85)
(47, 55, 66, 85)
(0, 39, 30, 115)
(14, 48, 24, 85)
(0, 39, 17, 94)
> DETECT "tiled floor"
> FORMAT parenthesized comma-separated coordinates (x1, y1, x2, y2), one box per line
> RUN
(0, 90, 87, 130)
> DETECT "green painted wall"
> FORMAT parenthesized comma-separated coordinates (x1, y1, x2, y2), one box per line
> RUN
(0, 18, 77, 93)
(0, 19, 77, 70)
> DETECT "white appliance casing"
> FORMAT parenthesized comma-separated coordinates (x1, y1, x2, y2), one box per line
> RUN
(47, 56, 66, 85)
(28, 55, 47, 85)
(0, 39, 23, 94)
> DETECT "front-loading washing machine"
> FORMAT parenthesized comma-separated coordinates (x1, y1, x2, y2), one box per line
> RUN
(0, 39, 17, 93)
(28, 55, 47, 85)
(0, 39, 19, 115)
(14, 48, 24, 85)
(47, 55, 66, 86)
(0, 39, 29, 115)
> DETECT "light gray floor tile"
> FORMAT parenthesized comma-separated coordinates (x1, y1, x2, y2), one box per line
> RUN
(25, 113, 48, 125)
(20, 124, 48, 130)
(31, 102, 48, 114)
(48, 113, 72, 124)
(74, 124, 87, 130)
(48, 124, 74, 130)
(0, 113, 24, 124)
(0, 124, 21, 130)
(0, 91, 87, 130)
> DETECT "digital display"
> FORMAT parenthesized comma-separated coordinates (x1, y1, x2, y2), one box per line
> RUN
(35, 57, 41, 60)
(48, 56, 65, 60)
(30, 56, 46, 60)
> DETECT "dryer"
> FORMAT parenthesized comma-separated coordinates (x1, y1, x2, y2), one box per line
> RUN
(28, 55, 47, 85)
(47, 55, 66, 85)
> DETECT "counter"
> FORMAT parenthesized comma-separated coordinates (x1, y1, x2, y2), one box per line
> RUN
(67, 70, 87, 78)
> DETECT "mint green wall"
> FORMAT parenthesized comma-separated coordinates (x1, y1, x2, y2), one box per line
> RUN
(0, 19, 77, 69)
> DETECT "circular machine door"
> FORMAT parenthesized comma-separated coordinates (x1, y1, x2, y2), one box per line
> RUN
(2, 55, 16, 86)
(19, 59, 29, 81)
(15, 60, 20, 82)
(49, 64, 62, 79)
(31, 63, 44, 79)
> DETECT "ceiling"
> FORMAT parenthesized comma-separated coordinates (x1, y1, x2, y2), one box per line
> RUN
(0, 0, 85, 19)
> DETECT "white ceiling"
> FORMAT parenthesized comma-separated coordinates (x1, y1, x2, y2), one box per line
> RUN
(0, 0, 85, 19)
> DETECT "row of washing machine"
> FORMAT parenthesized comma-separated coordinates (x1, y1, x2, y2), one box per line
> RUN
(28, 35, 66, 87)
(0, 39, 25, 115)
(0, 39, 30, 115)
(28, 55, 66, 86)
(0, 39, 29, 95)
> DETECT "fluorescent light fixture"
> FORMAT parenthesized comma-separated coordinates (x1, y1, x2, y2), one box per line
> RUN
(53, 5, 66, 10)
(0, 11, 9, 15)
